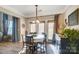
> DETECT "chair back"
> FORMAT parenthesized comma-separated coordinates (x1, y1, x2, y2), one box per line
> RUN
(42, 33, 47, 42)
(52, 33, 56, 44)
(26, 35, 33, 44)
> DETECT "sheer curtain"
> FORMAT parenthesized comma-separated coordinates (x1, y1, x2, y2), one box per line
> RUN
(38, 22, 45, 34)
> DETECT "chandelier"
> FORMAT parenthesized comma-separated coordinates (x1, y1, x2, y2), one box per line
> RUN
(32, 5, 40, 23)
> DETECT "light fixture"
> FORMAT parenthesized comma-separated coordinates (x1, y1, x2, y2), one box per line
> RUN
(35, 5, 40, 23)
(32, 5, 40, 23)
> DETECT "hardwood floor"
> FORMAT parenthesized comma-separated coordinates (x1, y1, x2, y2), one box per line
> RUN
(0, 42, 22, 54)
(19, 44, 61, 54)
(0, 42, 60, 54)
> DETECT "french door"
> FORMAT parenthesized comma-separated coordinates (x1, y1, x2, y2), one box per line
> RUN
(38, 22, 45, 34)
(48, 21, 54, 41)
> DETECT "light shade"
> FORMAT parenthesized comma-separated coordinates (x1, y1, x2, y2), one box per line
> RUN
(36, 20, 40, 23)
(32, 21, 35, 23)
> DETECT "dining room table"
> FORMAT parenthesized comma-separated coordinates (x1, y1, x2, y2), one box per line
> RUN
(25, 33, 47, 54)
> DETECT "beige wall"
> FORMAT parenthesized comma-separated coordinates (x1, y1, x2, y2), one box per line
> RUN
(57, 13, 65, 34)
(20, 18, 26, 42)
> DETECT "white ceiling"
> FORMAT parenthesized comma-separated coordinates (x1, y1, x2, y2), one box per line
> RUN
(4, 5, 67, 17)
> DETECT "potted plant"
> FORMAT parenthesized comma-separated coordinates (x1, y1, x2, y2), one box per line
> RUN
(62, 29, 79, 53)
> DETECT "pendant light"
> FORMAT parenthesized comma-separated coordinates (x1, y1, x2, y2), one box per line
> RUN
(35, 5, 40, 23)
(32, 5, 40, 23)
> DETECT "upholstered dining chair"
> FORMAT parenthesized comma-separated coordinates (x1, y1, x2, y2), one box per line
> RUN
(25, 35, 35, 54)
(36, 33, 47, 54)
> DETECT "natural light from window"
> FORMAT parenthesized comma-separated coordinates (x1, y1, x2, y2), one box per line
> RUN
(38, 22, 44, 34)
(30, 23, 36, 33)
(8, 21, 13, 35)
(48, 22, 54, 40)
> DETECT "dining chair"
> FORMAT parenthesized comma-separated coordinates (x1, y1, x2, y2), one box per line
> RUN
(25, 35, 35, 54)
(36, 33, 47, 54)
(43, 33, 47, 53)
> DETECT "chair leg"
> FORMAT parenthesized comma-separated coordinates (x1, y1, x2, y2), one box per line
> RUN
(45, 44, 47, 54)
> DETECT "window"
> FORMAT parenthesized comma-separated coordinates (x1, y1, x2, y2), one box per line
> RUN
(30, 23, 36, 33)
(8, 20, 13, 35)
(38, 22, 44, 34)
(48, 22, 54, 40)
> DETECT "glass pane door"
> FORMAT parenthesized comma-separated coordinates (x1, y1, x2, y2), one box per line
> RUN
(30, 23, 36, 33)
(48, 22, 54, 40)
(38, 22, 44, 34)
